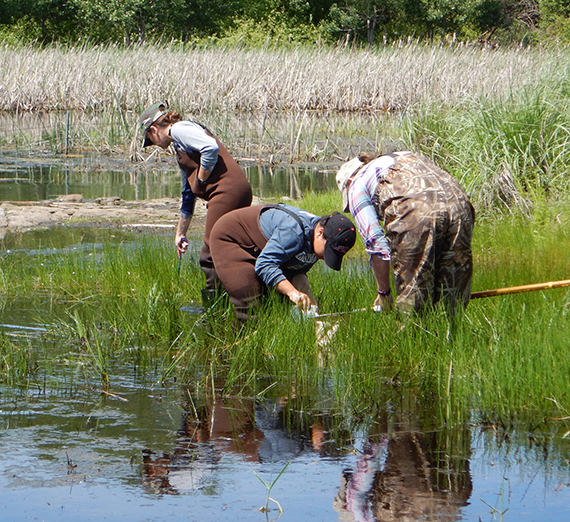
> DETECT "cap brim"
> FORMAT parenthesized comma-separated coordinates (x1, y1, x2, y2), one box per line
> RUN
(336, 157, 363, 213)
(324, 242, 343, 271)
(341, 189, 350, 213)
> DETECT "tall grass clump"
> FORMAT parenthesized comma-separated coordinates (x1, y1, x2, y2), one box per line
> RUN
(327, 287, 570, 428)
(0, 335, 37, 385)
(0, 233, 206, 385)
(408, 85, 570, 212)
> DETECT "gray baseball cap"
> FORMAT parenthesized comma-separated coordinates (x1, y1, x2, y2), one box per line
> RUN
(140, 102, 168, 147)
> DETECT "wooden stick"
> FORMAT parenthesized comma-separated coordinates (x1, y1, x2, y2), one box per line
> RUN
(471, 279, 570, 299)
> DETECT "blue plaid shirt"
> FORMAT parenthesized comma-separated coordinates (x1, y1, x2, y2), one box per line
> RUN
(347, 154, 414, 261)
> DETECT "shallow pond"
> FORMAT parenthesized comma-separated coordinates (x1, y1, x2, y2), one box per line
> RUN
(1, 227, 570, 522)
(1, 149, 570, 521)
(0, 151, 336, 203)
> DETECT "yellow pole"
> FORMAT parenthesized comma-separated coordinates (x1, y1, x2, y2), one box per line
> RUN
(471, 279, 570, 299)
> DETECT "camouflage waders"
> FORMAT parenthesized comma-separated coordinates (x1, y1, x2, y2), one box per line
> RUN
(373, 153, 475, 313)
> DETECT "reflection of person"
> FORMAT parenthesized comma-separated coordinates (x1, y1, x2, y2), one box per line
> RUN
(209, 203, 356, 320)
(334, 428, 472, 522)
(141, 392, 263, 495)
(336, 152, 475, 314)
(139, 103, 252, 302)
(140, 393, 337, 495)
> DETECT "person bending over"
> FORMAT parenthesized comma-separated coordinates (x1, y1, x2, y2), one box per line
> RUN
(210, 204, 356, 321)
(139, 103, 252, 304)
(336, 151, 474, 314)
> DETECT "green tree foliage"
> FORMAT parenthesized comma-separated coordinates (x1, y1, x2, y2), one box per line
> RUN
(2, 0, 80, 42)
(72, 0, 240, 43)
(540, 0, 570, 40)
(325, 0, 405, 45)
(0, 0, 558, 46)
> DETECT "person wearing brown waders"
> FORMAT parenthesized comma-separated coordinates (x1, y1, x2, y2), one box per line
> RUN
(336, 152, 475, 314)
(140, 103, 252, 306)
(209, 204, 357, 321)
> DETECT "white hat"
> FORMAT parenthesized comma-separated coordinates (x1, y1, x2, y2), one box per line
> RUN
(336, 157, 363, 212)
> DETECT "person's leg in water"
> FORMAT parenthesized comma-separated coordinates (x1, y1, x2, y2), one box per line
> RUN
(199, 190, 252, 307)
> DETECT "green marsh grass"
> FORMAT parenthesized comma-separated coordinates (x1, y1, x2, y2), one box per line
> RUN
(408, 87, 570, 210)
(2, 195, 570, 432)
(0, 335, 36, 385)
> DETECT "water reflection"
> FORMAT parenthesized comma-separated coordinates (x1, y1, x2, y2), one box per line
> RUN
(334, 422, 472, 521)
(141, 391, 327, 495)
(1, 369, 570, 520)
(142, 392, 261, 495)
(0, 153, 181, 202)
(0, 152, 337, 203)
(140, 387, 472, 522)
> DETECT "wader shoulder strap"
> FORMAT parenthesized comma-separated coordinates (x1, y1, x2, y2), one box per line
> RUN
(261, 204, 310, 242)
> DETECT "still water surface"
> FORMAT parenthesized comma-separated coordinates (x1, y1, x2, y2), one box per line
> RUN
(1, 156, 570, 521)
(0, 151, 335, 202)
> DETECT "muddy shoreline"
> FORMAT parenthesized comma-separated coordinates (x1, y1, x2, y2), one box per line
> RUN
(0, 196, 265, 240)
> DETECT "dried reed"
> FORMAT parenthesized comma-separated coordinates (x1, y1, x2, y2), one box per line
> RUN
(0, 42, 566, 114)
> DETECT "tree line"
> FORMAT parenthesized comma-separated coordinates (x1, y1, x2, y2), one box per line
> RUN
(0, 0, 569, 47)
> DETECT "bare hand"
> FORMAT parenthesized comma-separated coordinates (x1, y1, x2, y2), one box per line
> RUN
(176, 236, 189, 257)
(289, 291, 313, 311)
(373, 292, 393, 311)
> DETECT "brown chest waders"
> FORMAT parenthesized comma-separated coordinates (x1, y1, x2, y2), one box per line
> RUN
(176, 130, 252, 301)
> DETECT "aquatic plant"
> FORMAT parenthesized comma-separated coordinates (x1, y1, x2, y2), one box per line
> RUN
(254, 462, 290, 515)
(0, 334, 36, 385)
(408, 86, 570, 211)
(2, 193, 570, 429)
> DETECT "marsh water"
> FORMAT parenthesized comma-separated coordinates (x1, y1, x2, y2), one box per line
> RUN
(0, 151, 333, 202)
(2, 150, 570, 522)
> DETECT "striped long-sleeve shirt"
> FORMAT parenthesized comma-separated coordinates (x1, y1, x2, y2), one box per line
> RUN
(347, 153, 411, 261)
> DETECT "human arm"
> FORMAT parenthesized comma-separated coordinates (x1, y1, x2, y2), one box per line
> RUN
(348, 171, 391, 260)
(347, 164, 393, 308)
(170, 121, 219, 182)
(370, 254, 393, 310)
(255, 211, 317, 307)
(176, 168, 196, 255)
(175, 216, 191, 256)
(196, 166, 212, 183)
(275, 277, 314, 310)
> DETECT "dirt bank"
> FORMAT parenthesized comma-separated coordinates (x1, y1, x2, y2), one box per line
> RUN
(0, 195, 266, 240)
(0, 195, 267, 240)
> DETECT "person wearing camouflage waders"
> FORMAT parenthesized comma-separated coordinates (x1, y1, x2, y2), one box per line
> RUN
(140, 103, 252, 306)
(336, 152, 475, 314)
